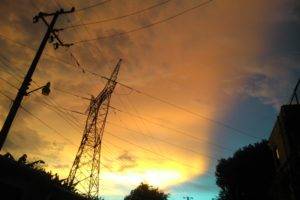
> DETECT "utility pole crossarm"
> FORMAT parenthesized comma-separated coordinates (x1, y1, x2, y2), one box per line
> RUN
(33, 7, 75, 20)
(34, 8, 75, 49)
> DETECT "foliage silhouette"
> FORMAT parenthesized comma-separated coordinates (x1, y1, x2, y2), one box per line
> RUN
(124, 183, 169, 200)
(215, 140, 276, 200)
(0, 153, 95, 200)
(2, 153, 77, 192)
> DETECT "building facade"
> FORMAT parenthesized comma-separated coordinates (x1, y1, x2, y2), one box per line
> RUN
(269, 104, 300, 200)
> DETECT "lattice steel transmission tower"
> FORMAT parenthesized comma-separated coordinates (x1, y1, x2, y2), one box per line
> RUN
(67, 59, 122, 198)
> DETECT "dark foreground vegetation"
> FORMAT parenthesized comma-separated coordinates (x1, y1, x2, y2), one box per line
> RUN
(215, 104, 300, 200)
(0, 153, 90, 200)
(215, 140, 276, 200)
(124, 183, 169, 200)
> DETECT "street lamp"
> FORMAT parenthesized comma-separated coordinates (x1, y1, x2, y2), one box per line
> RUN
(25, 82, 51, 96)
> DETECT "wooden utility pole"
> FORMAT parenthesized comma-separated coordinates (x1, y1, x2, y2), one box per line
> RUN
(0, 8, 74, 150)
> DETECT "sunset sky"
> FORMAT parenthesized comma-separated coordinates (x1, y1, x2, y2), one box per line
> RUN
(0, 0, 300, 199)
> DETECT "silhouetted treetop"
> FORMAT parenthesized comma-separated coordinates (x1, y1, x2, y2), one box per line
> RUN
(0, 153, 77, 193)
(124, 183, 168, 200)
(215, 140, 276, 200)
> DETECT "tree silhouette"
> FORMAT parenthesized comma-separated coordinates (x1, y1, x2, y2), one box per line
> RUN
(1, 153, 77, 193)
(215, 140, 276, 200)
(124, 183, 169, 200)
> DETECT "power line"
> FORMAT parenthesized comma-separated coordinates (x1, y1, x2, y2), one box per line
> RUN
(0, 69, 87, 149)
(0, 77, 218, 179)
(63, 0, 171, 29)
(101, 143, 146, 172)
(58, 98, 235, 153)
(0, 67, 20, 82)
(105, 130, 215, 176)
(46, 62, 259, 142)
(0, 41, 259, 141)
(0, 61, 83, 136)
(0, 90, 77, 146)
(45, 97, 85, 124)
(33, 97, 83, 131)
(75, 0, 112, 12)
(0, 52, 91, 103)
(108, 105, 236, 152)
(0, 77, 19, 90)
(120, 94, 166, 155)
(0, 62, 88, 122)
(107, 79, 262, 140)
(0, 32, 117, 89)
(2, 88, 215, 185)
(0, 34, 106, 82)
(0, 61, 86, 118)
(72, 0, 214, 44)
(0, 91, 15, 103)
(53, 0, 110, 72)
(0, 31, 261, 140)
(0, 33, 85, 73)
(0, 89, 113, 174)
(103, 139, 216, 185)
(0, 33, 36, 51)
(2, 82, 233, 155)
(0, 55, 24, 81)
(54, 87, 91, 100)
(107, 120, 223, 159)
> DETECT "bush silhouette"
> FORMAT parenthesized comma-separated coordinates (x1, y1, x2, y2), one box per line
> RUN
(124, 183, 168, 200)
(215, 140, 275, 200)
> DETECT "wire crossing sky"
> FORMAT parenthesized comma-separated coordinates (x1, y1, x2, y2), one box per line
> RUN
(71, 0, 214, 44)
